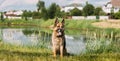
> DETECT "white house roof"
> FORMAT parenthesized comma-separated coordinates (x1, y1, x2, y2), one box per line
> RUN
(5, 10, 23, 16)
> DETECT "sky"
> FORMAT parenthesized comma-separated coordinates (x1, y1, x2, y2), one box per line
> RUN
(0, 0, 110, 11)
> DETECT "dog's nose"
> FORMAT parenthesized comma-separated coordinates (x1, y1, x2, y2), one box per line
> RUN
(57, 29, 62, 32)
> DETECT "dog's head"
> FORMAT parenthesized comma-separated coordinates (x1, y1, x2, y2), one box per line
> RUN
(53, 18, 65, 37)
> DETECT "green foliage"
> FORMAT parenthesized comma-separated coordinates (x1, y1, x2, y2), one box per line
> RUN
(0, 12, 4, 21)
(22, 29, 34, 35)
(99, 11, 106, 15)
(70, 8, 82, 16)
(113, 12, 120, 19)
(58, 11, 65, 18)
(94, 7, 102, 15)
(86, 39, 112, 53)
(22, 10, 28, 20)
(41, 7, 48, 20)
(83, 4, 95, 16)
(55, 5, 63, 17)
(36, 1, 63, 20)
(48, 3, 58, 19)
(22, 10, 32, 20)
(37, 0, 45, 12)
(32, 11, 41, 19)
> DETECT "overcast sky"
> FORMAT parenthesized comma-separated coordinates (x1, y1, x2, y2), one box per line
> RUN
(0, 0, 110, 11)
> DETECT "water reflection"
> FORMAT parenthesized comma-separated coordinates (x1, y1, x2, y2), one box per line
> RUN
(0, 28, 86, 54)
(0, 28, 116, 54)
(2, 29, 39, 46)
(66, 35, 86, 54)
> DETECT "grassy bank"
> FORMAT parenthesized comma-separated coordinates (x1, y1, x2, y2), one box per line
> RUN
(0, 41, 119, 61)
(39, 19, 96, 29)
(0, 19, 96, 29)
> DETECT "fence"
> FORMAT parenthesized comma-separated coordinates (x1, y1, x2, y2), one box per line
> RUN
(72, 16, 109, 20)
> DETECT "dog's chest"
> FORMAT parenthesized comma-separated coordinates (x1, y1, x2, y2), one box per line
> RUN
(52, 36, 64, 45)
(55, 38, 62, 42)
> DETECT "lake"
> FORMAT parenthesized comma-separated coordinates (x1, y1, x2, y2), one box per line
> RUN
(0, 27, 119, 55)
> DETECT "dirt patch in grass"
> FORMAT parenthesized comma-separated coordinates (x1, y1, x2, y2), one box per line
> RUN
(92, 19, 120, 28)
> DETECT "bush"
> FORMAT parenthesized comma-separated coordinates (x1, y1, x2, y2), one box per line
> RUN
(70, 8, 82, 16)
(113, 12, 120, 19)
(83, 4, 95, 16)
(32, 11, 41, 19)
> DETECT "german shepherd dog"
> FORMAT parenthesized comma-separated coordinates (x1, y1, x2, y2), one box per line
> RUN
(52, 18, 67, 57)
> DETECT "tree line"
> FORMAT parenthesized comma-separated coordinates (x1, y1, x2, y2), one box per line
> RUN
(22, 0, 120, 20)
(22, 1, 63, 20)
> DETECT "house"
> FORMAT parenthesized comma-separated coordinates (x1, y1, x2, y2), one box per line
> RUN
(111, 0, 120, 8)
(61, 3, 83, 12)
(102, 0, 120, 14)
(4, 10, 23, 19)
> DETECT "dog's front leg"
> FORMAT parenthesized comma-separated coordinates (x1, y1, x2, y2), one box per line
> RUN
(60, 46, 63, 57)
(53, 47, 57, 57)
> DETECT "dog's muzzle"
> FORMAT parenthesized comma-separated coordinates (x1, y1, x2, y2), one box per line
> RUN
(56, 29, 63, 37)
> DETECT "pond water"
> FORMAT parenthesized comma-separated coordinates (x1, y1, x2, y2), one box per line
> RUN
(0, 27, 119, 54)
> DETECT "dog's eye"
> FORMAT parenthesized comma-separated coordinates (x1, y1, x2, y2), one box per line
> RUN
(57, 26, 60, 27)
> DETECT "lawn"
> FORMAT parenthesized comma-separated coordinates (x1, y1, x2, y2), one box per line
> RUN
(0, 19, 96, 29)
(0, 41, 119, 61)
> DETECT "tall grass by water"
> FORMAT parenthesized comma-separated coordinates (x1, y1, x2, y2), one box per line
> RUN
(0, 28, 120, 61)
(0, 40, 119, 61)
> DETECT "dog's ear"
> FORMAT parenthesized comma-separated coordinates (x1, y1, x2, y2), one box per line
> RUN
(61, 18, 65, 24)
(54, 18, 59, 26)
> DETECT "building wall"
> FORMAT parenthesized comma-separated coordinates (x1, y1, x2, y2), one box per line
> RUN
(7, 16, 22, 19)
(4, 10, 23, 19)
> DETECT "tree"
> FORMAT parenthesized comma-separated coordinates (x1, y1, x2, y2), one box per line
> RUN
(94, 7, 102, 15)
(113, 12, 120, 19)
(37, 0, 45, 12)
(70, 8, 82, 16)
(99, 11, 106, 15)
(55, 5, 62, 17)
(48, 3, 58, 19)
(22, 10, 32, 20)
(41, 7, 48, 20)
(27, 11, 32, 17)
(83, 3, 95, 16)
(32, 11, 41, 19)
(0, 12, 4, 21)
(22, 10, 28, 20)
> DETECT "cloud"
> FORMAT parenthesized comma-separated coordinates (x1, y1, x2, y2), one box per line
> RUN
(0, 0, 18, 8)
(0, 0, 38, 11)
(88, 0, 110, 6)
(42, 0, 110, 7)
(23, 0, 38, 4)
(41, 0, 86, 7)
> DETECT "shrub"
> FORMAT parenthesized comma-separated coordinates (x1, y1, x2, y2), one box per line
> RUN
(113, 12, 120, 19)
(70, 8, 82, 16)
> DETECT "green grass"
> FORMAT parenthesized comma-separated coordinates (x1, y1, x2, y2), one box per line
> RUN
(0, 41, 119, 61)
(0, 19, 96, 29)
(39, 19, 96, 29)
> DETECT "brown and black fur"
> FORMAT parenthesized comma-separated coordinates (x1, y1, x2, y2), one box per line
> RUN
(52, 18, 67, 57)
